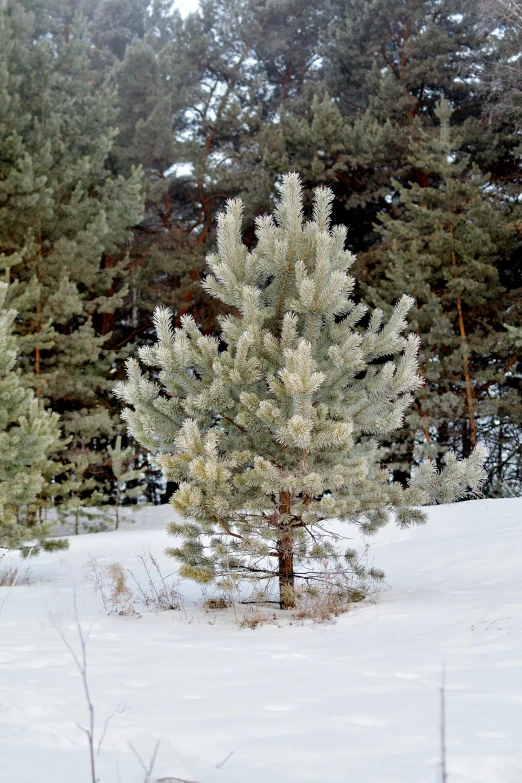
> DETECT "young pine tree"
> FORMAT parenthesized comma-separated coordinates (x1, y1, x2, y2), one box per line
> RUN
(107, 435, 146, 529)
(0, 283, 67, 554)
(55, 451, 112, 536)
(116, 174, 486, 609)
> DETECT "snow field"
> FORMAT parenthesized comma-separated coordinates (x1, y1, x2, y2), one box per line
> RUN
(1, 498, 521, 782)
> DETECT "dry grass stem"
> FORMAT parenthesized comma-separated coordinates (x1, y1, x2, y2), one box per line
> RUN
(128, 548, 184, 614)
(238, 610, 278, 629)
(0, 554, 31, 587)
(203, 595, 231, 611)
(85, 556, 137, 616)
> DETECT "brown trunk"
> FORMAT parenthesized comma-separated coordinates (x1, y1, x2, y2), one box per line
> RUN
(34, 344, 40, 395)
(278, 491, 295, 609)
(35, 239, 41, 398)
(421, 409, 431, 445)
(26, 508, 37, 528)
(455, 293, 477, 449)
(392, 431, 415, 487)
(100, 311, 115, 336)
(100, 254, 117, 336)
(437, 421, 450, 470)
(449, 221, 477, 449)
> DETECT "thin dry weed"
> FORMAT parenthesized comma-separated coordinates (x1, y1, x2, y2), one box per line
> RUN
(0, 554, 31, 586)
(85, 556, 137, 616)
(127, 548, 184, 613)
(290, 571, 370, 624)
(238, 610, 278, 629)
(291, 587, 356, 623)
(289, 554, 382, 623)
(203, 595, 231, 611)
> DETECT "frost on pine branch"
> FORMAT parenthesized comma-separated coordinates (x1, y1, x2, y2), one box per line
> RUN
(115, 174, 486, 609)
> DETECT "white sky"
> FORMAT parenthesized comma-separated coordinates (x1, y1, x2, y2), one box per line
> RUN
(175, 0, 200, 16)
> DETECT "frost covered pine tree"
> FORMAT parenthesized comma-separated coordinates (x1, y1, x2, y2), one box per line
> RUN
(116, 174, 486, 609)
(0, 283, 67, 554)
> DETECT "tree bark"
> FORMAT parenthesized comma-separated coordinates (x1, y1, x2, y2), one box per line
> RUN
(449, 218, 477, 452)
(455, 292, 477, 452)
(278, 491, 295, 609)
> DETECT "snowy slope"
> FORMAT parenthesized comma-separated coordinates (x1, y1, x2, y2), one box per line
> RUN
(1, 498, 521, 783)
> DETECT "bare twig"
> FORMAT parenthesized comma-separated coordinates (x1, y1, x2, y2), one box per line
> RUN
(215, 750, 234, 769)
(97, 703, 127, 755)
(51, 593, 127, 781)
(129, 740, 160, 783)
(156, 778, 198, 783)
(440, 663, 448, 783)
(52, 594, 96, 783)
(85, 554, 108, 614)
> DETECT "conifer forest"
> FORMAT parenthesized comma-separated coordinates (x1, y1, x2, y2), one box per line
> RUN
(3, 0, 522, 533)
(2, 1, 522, 780)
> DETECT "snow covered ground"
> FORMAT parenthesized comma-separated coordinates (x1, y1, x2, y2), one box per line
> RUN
(1, 497, 521, 783)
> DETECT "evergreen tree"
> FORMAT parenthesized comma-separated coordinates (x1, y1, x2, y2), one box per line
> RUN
(262, 0, 519, 264)
(261, 0, 484, 248)
(323, 0, 480, 119)
(88, 0, 148, 70)
(370, 98, 521, 490)
(477, 0, 522, 120)
(0, 283, 67, 553)
(259, 1, 522, 492)
(116, 174, 486, 608)
(56, 436, 146, 533)
(0, 0, 143, 517)
(55, 451, 111, 535)
(109, 0, 328, 350)
(107, 435, 146, 529)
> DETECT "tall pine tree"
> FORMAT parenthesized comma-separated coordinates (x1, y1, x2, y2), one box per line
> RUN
(109, 0, 328, 347)
(0, 0, 143, 518)
(370, 98, 521, 491)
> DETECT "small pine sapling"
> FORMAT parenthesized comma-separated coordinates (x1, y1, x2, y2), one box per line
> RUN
(115, 174, 486, 609)
(107, 435, 146, 529)
(56, 453, 112, 535)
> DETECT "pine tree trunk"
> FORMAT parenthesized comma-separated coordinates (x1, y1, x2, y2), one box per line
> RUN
(449, 220, 477, 452)
(392, 429, 415, 486)
(437, 421, 450, 470)
(455, 292, 477, 453)
(278, 491, 295, 609)
(115, 483, 120, 530)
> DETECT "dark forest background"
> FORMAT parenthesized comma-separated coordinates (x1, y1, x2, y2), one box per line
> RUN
(2, 0, 522, 523)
